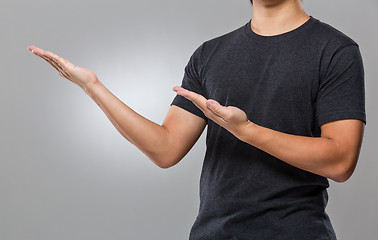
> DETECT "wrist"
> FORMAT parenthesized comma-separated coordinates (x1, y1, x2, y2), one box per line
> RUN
(236, 120, 255, 143)
(83, 78, 103, 97)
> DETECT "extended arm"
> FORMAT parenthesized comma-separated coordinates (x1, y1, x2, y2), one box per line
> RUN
(173, 86, 365, 182)
(28, 46, 207, 168)
(85, 82, 206, 168)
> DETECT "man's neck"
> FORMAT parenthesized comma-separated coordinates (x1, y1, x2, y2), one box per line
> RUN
(251, 0, 309, 36)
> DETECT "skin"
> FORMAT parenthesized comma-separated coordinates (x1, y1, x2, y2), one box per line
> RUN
(173, 87, 365, 183)
(27, 0, 365, 182)
(27, 46, 205, 169)
(250, 0, 310, 36)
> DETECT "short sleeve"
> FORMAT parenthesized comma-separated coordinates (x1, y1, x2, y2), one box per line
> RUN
(170, 44, 208, 123)
(315, 44, 366, 127)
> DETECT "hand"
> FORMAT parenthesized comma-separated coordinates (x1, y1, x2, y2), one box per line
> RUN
(28, 45, 99, 93)
(173, 86, 253, 138)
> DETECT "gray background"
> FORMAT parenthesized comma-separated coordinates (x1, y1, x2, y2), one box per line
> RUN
(0, 0, 377, 239)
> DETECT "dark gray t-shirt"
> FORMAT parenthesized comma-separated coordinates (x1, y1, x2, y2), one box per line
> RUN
(170, 16, 366, 240)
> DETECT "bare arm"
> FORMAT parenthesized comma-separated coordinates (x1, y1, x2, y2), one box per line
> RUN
(238, 119, 364, 182)
(173, 86, 365, 182)
(28, 45, 207, 168)
(86, 82, 206, 168)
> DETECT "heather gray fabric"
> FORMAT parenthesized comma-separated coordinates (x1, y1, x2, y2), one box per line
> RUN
(171, 16, 366, 240)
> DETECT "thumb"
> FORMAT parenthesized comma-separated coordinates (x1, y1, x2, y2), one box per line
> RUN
(207, 99, 226, 115)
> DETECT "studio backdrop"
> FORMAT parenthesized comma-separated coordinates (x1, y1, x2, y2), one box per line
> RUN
(0, 0, 377, 239)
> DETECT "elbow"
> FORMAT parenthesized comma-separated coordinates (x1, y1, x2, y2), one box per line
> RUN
(328, 158, 357, 183)
(152, 156, 180, 169)
(155, 161, 173, 169)
(330, 171, 351, 183)
(142, 149, 178, 169)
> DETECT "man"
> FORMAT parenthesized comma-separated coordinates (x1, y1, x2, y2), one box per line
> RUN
(28, 0, 366, 239)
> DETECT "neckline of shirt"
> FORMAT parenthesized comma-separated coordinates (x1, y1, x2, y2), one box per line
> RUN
(243, 16, 317, 42)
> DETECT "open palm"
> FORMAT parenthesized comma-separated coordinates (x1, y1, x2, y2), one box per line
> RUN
(28, 45, 99, 92)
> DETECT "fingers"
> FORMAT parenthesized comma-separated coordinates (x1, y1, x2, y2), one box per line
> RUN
(206, 99, 229, 122)
(44, 50, 69, 68)
(43, 56, 71, 79)
(41, 53, 72, 79)
(28, 45, 38, 53)
(40, 55, 60, 71)
(173, 86, 208, 112)
(28, 45, 73, 79)
(173, 86, 228, 124)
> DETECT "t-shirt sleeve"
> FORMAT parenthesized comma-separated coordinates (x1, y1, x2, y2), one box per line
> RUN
(315, 44, 366, 127)
(170, 44, 208, 123)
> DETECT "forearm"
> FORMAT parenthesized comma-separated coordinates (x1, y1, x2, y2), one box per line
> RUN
(85, 80, 172, 167)
(238, 122, 346, 181)
(172, 86, 361, 182)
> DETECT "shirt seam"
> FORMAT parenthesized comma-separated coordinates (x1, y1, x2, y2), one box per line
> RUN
(316, 110, 365, 119)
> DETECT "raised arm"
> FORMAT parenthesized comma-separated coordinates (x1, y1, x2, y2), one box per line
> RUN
(27, 46, 207, 168)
